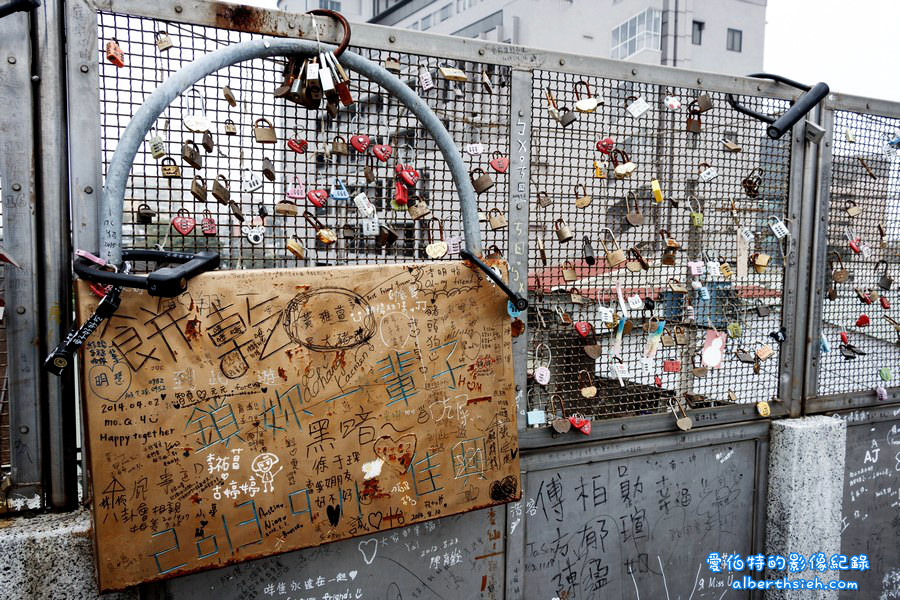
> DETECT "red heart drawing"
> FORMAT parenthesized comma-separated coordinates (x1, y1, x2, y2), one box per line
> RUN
(399, 166, 420, 187)
(172, 213, 196, 235)
(307, 189, 328, 208)
(350, 134, 370, 153)
(856, 314, 870, 327)
(373, 144, 393, 162)
(287, 137, 308, 154)
(596, 137, 615, 154)
(574, 321, 592, 337)
(489, 155, 510, 173)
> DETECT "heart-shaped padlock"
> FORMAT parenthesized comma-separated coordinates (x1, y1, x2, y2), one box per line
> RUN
(489, 151, 509, 173)
(596, 137, 614, 154)
(372, 144, 393, 162)
(856, 314, 870, 327)
(307, 189, 328, 208)
(425, 241, 448, 259)
(569, 414, 591, 435)
(287, 137, 308, 154)
(350, 134, 370, 153)
(398, 164, 420, 187)
(171, 208, 196, 235)
(574, 321, 592, 338)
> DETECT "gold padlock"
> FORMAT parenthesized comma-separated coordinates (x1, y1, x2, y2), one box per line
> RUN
(470, 168, 494, 195)
(438, 65, 468, 81)
(181, 140, 202, 169)
(561, 261, 577, 282)
(286, 235, 306, 259)
(651, 178, 664, 203)
(660, 228, 679, 249)
(755, 344, 774, 361)
(752, 253, 771, 274)
(253, 117, 277, 144)
(304, 210, 336, 245)
(224, 118, 237, 136)
(720, 257, 734, 278)
(407, 196, 431, 220)
(488, 208, 507, 230)
(332, 135, 349, 155)
(599, 228, 626, 267)
(160, 156, 180, 178)
(537, 191, 553, 208)
(190, 175, 207, 202)
(845, 200, 863, 218)
(155, 30, 173, 52)
(212, 174, 230, 205)
(555, 218, 573, 243)
(756, 400, 771, 417)
(574, 183, 592, 208)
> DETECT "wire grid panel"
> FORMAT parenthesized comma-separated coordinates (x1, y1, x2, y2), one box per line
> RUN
(0, 180, 7, 474)
(815, 110, 900, 397)
(526, 72, 794, 423)
(97, 13, 511, 271)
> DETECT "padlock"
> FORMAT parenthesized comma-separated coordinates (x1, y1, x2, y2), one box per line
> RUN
(661, 248, 677, 266)
(830, 252, 849, 284)
(695, 93, 714, 113)
(363, 155, 377, 184)
(660, 228, 679, 250)
(687, 259, 705, 276)
(190, 175, 207, 202)
(756, 400, 771, 417)
(624, 191, 643, 226)
(242, 224, 265, 245)
(555, 218, 573, 243)
(625, 95, 651, 118)
(407, 196, 431, 220)
(691, 355, 708, 377)
(735, 348, 756, 364)
(578, 370, 598, 398)
(330, 178, 350, 201)
(160, 157, 180, 178)
(839, 344, 857, 360)
(752, 253, 771, 274)
(697, 162, 718, 182)
(557, 106, 578, 128)
(303, 210, 336, 245)
(392, 179, 409, 207)
(876, 260, 894, 290)
(881, 295, 890, 310)
(698, 285, 710, 301)
(856, 314, 870, 328)
(537, 191, 553, 208)
(686, 101, 702, 133)
(533, 344, 552, 386)
(593, 160, 607, 179)
(253, 117, 277, 144)
(544, 87, 561, 122)
(599, 228, 625, 266)
(488, 208, 507, 230)
(286, 236, 306, 260)
(470, 168, 494, 194)
(262, 157, 276, 182)
(200, 210, 216, 236)
(722, 138, 742, 152)
(331, 135, 349, 155)
(181, 140, 202, 169)
(418, 64, 434, 91)
(719, 256, 734, 278)
(688, 195, 704, 227)
(224, 118, 237, 135)
(438, 64, 468, 81)
(651, 178, 664, 204)
(845, 229, 862, 254)
(384, 55, 402, 73)
(741, 168, 764, 198)
(136, 203, 156, 224)
(855, 287, 872, 304)
(424, 217, 449, 259)
(171, 208, 196, 236)
(489, 151, 509, 173)
(275, 199, 299, 217)
(288, 135, 309, 154)
(352, 192, 376, 218)
(596, 137, 615, 154)
(307, 189, 329, 209)
(627, 293, 643, 310)
(227, 200, 244, 223)
(465, 142, 485, 156)
(569, 287, 584, 304)
(537, 236, 548, 266)
(668, 278, 689, 294)
(755, 344, 774, 361)
(574, 80, 601, 113)
(674, 326, 689, 345)
(755, 300, 770, 317)
(377, 223, 399, 248)
(548, 394, 570, 433)
(202, 130, 214, 154)
(845, 199, 863, 218)
(611, 149, 636, 179)
(879, 367, 893, 381)
(626, 247, 649, 272)
(223, 84, 237, 107)
(561, 261, 577, 282)
(241, 168, 263, 193)
(148, 135, 166, 159)
(574, 184, 592, 209)
(705, 252, 721, 277)
(727, 321, 743, 338)
(285, 176, 305, 201)
(663, 359, 681, 373)
(155, 30, 173, 52)
(664, 95, 682, 110)
(582, 236, 596, 266)
(183, 88, 210, 133)
(105, 38, 125, 67)
(207, 174, 229, 205)
(768, 216, 789, 238)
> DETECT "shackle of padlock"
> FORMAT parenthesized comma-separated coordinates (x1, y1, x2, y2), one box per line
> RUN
(725, 73, 829, 139)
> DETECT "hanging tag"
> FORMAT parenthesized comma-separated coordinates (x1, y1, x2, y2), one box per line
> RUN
(615, 282, 630, 319)
(736, 233, 749, 279)
(706, 257, 721, 278)
(701, 330, 727, 368)
(447, 235, 463, 256)
(610, 360, 629, 386)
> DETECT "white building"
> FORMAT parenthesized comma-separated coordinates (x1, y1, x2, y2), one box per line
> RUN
(277, 0, 767, 75)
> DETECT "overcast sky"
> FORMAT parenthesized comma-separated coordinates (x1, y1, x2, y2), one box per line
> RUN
(230, 0, 897, 102)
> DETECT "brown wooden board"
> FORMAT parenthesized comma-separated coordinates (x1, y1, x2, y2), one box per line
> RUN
(75, 261, 520, 591)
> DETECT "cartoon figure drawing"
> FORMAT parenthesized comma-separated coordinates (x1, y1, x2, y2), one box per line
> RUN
(251, 452, 282, 493)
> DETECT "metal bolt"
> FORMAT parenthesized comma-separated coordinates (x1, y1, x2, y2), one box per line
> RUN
(389, 35, 396, 43)
(631, 68, 637, 75)
(478, 48, 485, 56)
(80, 65, 89, 73)
(84, 186, 93, 194)
(515, 385, 521, 392)
(7, 56, 15, 64)
(19, 426, 28, 434)
(758, 85, 763, 91)
(866, 103, 871, 109)
(31, 75, 39, 82)
(16, 306, 25, 314)
(518, 110, 524, 117)
(559, 58, 565, 66)
(174, 4, 183, 12)
(288, 21, 295, 29)
(697, 77, 703, 85)
(621, 424, 627, 431)
(11, 183, 21, 191)
(516, 203, 522, 210)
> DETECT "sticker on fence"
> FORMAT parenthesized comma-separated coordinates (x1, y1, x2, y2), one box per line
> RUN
(76, 260, 519, 590)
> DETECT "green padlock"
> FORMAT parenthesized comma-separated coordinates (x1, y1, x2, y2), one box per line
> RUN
(727, 322, 743, 338)
(689, 195, 704, 228)
(879, 367, 893, 381)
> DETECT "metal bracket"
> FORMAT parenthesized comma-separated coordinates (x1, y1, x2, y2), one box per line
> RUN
(726, 73, 829, 139)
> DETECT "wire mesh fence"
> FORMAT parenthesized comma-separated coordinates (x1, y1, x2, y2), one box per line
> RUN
(525, 72, 793, 424)
(815, 109, 900, 397)
(97, 12, 511, 272)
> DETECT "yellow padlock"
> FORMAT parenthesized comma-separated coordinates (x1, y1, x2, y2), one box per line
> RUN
(651, 179, 664, 204)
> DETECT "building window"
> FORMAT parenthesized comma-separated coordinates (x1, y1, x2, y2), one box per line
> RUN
(727, 28, 742, 52)
(457, 0, 479, 10)
(439, 3, 452, 21)
(319, 0, 341, 9)
(611, 8, 662, 60)
(421, 14, 432, 30)
(692, 20, 704, 45)
(409, 20, 419, 30)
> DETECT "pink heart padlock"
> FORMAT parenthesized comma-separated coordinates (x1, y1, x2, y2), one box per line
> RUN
(596, 137, 615, 154)
(574, 321, 592, 338)
(569, 415, 591, 435)
(172, 208, 195, 236)
(307, 189, 329, 208)
(856, 314, 870, 327)
(350, 134, 370, 153)
(200, 210, 217, 236)
(287, 137, 308, 154)
(372, 144, 393, 162)
(398, 164, 420, 187)
(489, 152, 509, 174)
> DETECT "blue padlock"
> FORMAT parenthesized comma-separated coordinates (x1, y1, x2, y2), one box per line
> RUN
(330, 177, 350, 201)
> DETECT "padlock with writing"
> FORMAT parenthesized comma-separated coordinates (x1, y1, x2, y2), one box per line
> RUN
(242, 223, 265, 245)
(424, 217, 448, 259)
(200, 210, 216, 236)
(668, 278, 689, 294)
(561, 261, 577, 283)
(719, 255, 734, 278)
(533, 344, 552, 386)
(286, 235, 306, 260)
(537, 191, 553, 208)
(418, 64, 434, 91)
(625, 191, 643, 226)
(593, 159, 607, 179)
(611, 149, 637, 179)
(438, 64, 468, 81)
(687, 259, 705, 276)
(407, 195, 431, 220)
(674, 326, 689, 345)
(181, 140, 202, 169)
(190, 175, 208, 202)
(331, 135, 349, 155)
(599, 228, 626, 267)
(171, 208, 196, 236)
(105, 37, 125, 67)
(705, 251, 721, 277)
(741, 168, 764, 198)
(753, 253, 771, 274)
(625, 95, 651, 118)
(160, 157, 180, 178)
(224, 118, 237, 136)
(688, 195, 704, 227)
(845, 199, 863, 218)
(756, 344, 774, 361)
(663, 359, 681, 373)
(660, 228, 680, 250)
(241, 168, 263, 194)
(686, 100, 702, 133)
(697, 162, 718, 182)
(470, 168, 494, 194)
(253, 117, 277, 144)
(876, 260, 894, 290)
(573, 184, 592, 209)
(661, 328, 675, 347)
(304, 210, 336, 245)
(488, 208, 507, 230)
(155, 30, 173, 52)
(148, 134, 166, 159)
(555, 218, 574, 243)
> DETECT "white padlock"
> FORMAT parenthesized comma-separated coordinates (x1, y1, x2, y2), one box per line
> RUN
(625, 95, 651, 118)
(768, 216, 789, 239)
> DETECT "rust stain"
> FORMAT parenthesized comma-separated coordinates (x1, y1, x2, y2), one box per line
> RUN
(511, 318, 525, 337)
(359, 478, 390, 501)
(184, 318, 202, 341)
(189, 493, 202, 504)
(466, 396, 492, 406)
(277, 367, 288, 381)
(215, 5, 271, 32)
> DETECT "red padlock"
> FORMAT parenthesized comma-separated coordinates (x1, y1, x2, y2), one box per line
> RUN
(840, 331, 849, 345)
(396, 164, 420, 187)
(856, 314, 870, 327)
(489, 151, 510, 174)
(393, 179, 409, 205)
(350, 134, 370, 153)
(663, 359, 681, 373)
(596, 137, 615, 154)
(171, 208, 196, 236)
(848, 237, 861, 254)
(881, 295, 890, 310)
(287, 137, 308, 154)
(307, 189, 328, 208)
(89, 282, 112, 298)
(372, 144, 393, 162)
(200, 210, 217, 236)
(574, 321, 592, 337)
(568, 414, 591, 435)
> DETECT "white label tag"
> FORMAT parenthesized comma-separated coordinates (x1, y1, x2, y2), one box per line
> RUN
(626, 97, 650, 118)
(306, 60, 319, 81)
(318, 57, 335, 91)
(688, 260, 705, 276)
(597, 306, 613, 323)
(418, 66, 434, 91)
(699, 167, 718, 182)
(465, 143, 485, 156)
(860, 242, 872, 259)
(527, 410, 546, 426)
(706, 260, 721, 277)
(447, 235, 462, 256)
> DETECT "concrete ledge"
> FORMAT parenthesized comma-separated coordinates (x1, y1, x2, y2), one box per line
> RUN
(765, 415, 847, 600)
(0, 509, 138, 600)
